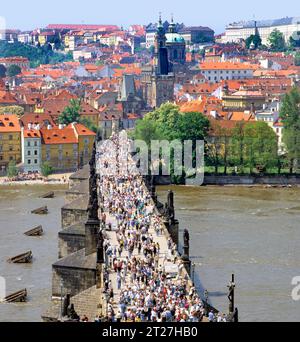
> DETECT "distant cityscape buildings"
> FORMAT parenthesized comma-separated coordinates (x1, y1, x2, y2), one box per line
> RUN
(0, 14, 300, 175)
(222, 16, 300, 45)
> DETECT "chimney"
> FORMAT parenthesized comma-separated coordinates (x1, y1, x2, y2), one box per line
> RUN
(210, 110, 217, 119)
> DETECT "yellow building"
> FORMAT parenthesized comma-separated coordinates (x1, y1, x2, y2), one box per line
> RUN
(40, 123, 96, 172)
(38, 34, 47, 46)
(64, 34, 70, 48)
(0, 115, 21, 173)
(71, 123, 96, 167)
(222, 90, 266, 111)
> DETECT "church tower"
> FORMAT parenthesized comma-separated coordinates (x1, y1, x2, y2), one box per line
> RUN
(150, 14, 175, 108)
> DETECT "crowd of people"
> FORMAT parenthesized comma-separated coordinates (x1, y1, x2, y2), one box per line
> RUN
(96, 133, 228, 323)
(0, 171, 69, 184)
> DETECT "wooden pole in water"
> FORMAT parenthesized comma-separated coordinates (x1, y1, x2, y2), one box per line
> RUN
(228, 273, 235, 314)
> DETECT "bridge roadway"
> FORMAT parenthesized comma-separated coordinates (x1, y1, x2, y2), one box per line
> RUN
(96, 133, 211, 322)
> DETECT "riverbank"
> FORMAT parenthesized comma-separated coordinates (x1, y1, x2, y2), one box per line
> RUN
(155, 174, 300, 186)
(0, 173, 72, 186)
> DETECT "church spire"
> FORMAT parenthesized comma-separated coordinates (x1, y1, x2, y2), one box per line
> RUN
(168, 13, 176, 33)
(158, 12, 163, 29)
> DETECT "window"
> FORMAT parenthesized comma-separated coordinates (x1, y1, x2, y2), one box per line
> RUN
(28, 151, 31, 156)
(34, 150, 38, 156)
(34, 141, 38, 147)
(34, 159, 38, 164)
(9, 156, 14, 161)
(27, 141, 31, 147)
(28, 160, 31, 164)
(9, 135, 13, 141)
(0, 145, 2, 152)
(9, 146, 13, 152)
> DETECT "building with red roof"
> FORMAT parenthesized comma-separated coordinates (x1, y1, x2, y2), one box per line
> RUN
(21, 128, 42, 173)
(40, 122, 95, 172)
(0, 114, 21, 172)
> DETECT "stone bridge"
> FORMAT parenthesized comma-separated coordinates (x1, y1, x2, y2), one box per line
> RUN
(42, 133, 232, 322)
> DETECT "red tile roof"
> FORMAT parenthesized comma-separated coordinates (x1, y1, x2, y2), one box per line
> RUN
(46, 24, 119, 32)
(68, 123, 96, 137)
(20, 113, 57, 129)
(0, 90, 19, 105)
(200, 61, 255, 70)
(40, 127, 77, 145)
(0, 114, 21, 132)
(23, 129, 41, 138)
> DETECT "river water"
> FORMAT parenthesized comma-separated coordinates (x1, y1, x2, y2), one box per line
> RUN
(0, 185, 300, 322)
(0, 185, 66, 322)
(157, 185, 300, 322)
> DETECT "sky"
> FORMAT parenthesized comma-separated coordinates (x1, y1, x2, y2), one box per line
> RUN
(0, 0, 300, 33)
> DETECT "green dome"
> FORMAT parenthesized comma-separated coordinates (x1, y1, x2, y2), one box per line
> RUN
(165, 33, 185, 43)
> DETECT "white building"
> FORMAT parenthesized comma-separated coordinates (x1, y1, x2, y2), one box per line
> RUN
(146, 31, 156, 49)
(255, 101, 285, 153)
(17, 32, 32, 44)
(200, 62, 254, 83)
(222, 17, 300, 45)
(21, 126, 42, 173)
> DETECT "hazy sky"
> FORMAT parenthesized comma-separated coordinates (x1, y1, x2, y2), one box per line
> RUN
(1, 0, 299, 33)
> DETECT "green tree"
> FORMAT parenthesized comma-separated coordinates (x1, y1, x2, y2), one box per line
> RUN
(7, 160, 18, 178)
(245, 34, 262, 49)
(145, 103, 183, 140)
(244, 122, 278, 174)
(58, 99, 82, 125)
(289, 35, 300, 48)
(132, 104, 210, 183)
(7, 64, 22, 77)
(280, 87, 300, 173)
(230, 122, 246, 173)
(134, 103, 209, 144)
(58, 99, 100, 133)
(0, 64, 6, 77)
(80, 117, 98, 133)
(268, 29, 286, 51)
(0, 106, 24, 117)
(41, 162, 53, 177)
(0, 41, 73, 69)
(174, 111, 210, 142)
(131, 118, 163, 145)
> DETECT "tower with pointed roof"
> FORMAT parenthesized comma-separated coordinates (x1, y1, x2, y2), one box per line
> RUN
(165, 15, 186, 67)
(141, 14, 175, 109)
